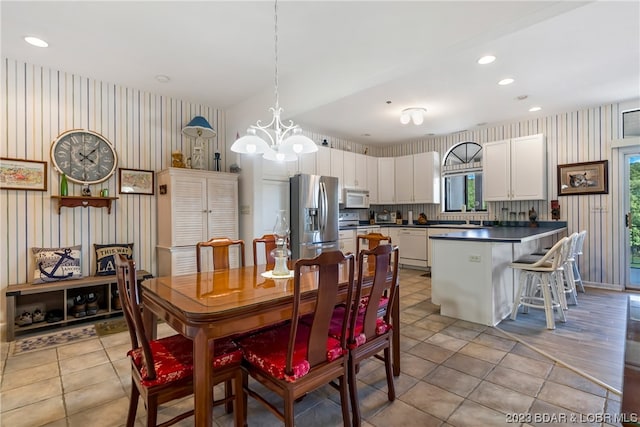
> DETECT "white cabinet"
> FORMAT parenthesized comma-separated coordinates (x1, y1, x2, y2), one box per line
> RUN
(338, 229, 356, 255)
(316, 146, 332, 177)
(397, 228, 428, 268)
(331, 149, 345, 203)
(395, 152, 440, 204)
(157, 168, 239, 276)
(298, 151, 316, 175)
(377, 157, 396, 204)
(483, 134, 546, 201)
(344, 152, 367, 189)
(367, 156, 379, 204)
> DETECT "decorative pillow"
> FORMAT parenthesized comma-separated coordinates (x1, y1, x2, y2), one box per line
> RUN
(94, 243, 134, 276)
(32, 245, 82, 283)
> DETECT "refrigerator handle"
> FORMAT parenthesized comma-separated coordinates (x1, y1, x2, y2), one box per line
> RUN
(320, 181, 328, 233)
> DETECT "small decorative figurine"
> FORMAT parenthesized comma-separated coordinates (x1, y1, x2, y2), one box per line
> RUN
(529, 206, 538, 227)
(81, 183, 91, 197)
(418, 213, 428, 224)
(172, 151, 186, 168)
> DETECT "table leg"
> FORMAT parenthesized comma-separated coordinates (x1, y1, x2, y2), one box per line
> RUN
(142, 307, 157, 341)
(392, 285, 400, 376)
(193, 329, 213, 426)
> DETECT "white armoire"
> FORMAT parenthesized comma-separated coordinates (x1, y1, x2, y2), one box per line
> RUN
(156, 168, 239, 276)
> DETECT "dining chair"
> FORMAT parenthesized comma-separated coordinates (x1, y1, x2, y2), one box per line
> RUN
(115, 254, 246, 427)
(237, 250, 356, 427)
(330, 244, 400, 427)
(252, 234, 277, 266)
(196, 237, 246, 272)
(355, 232, 392, 276)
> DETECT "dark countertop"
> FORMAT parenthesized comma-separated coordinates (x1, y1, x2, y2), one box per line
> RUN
(428, 225, 567, 243)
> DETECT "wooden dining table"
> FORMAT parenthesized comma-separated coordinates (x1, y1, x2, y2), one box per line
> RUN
(140, 263, 400, 427)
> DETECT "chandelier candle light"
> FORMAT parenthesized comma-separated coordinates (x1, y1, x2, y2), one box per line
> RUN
(231, 0, 317, 162)
(400, 107, 427, 125)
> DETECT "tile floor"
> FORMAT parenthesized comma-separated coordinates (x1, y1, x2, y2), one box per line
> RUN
(0, 269, 626, 426)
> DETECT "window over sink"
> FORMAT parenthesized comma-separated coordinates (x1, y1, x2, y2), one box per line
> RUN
(443, 141, 486, 212)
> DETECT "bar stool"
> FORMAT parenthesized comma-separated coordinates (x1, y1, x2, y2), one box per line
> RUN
(510, 236, 570, 329)
(571, 230, 587, 293)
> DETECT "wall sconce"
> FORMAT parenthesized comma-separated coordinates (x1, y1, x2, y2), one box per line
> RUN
(182, 116, 216, 170)
(400, 107, 427, 125)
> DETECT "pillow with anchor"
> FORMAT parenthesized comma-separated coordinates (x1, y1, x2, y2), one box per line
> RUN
(93, 243, 134, 276)
(32, 245, 82, 283)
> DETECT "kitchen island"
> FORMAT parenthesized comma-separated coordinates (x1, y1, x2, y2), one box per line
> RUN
(430, 226, 567, 326)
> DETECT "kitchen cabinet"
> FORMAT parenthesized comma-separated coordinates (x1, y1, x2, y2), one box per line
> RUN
(397, 228, 428, 268)
(157, 168, 239, 276)
(377, 157, 396, 204)
(395, 152, 440, 204)
(298, 151, 316, 175)
(339, 229, 356, 255)
(343, 151, 367, 189)
(483, 134, 546, 201)
(316, 146, 332, 177)
(331, 149, 345, 203)
(367, 156, 379, 204)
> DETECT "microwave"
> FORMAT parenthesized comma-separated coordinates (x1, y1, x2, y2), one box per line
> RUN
(343, 188, 370, 209)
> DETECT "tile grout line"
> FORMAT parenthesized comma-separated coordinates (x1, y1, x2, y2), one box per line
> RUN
(493, 325, 622, 396)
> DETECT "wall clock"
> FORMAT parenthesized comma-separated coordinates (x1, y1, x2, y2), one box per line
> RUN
(50, 129, 118, 184)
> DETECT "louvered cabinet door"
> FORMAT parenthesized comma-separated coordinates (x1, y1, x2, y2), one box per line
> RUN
(206, 175, 240, 268)
(172, 174, 209, 246)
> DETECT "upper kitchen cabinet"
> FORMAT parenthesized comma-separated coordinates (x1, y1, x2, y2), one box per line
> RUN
(298, 150, 317, 175)
(377, 157, 395, 204)
(483, 134, 546, 201)
(394, 152, 440, 204)
(343, 151, 367, 189)
(316, 146, 332, 177)
(367, 156, 378, 204)
(331, 149, 345, 203)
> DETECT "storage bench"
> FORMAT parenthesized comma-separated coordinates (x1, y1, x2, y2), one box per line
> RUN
(5, 270, 151, 341)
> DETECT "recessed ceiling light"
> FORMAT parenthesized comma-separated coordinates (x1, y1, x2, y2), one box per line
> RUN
(477, 55, 496, 65)
(516, 95, 528, 101)
(24, 36, 48, 48)
(498, 78, 514, 86)
(529, 106, 542, 112)
(476, 122, 488, 127)
(155, 75, 170, 83)
(361, 133, 371, 137)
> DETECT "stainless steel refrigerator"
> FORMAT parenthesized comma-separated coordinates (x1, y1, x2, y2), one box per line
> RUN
(290, 174, 340, 259)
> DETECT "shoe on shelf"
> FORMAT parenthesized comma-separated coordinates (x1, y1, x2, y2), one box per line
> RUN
(15, 312, 32, 326)
(32, 308, 45, 323)
(112, 289, 122, 310)
(46, 309, 64, 323)
(86, 292, 99, 315)
(70, 295, 87, 318)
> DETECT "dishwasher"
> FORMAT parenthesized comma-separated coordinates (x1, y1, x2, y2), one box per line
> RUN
(398, 228, 427, 267)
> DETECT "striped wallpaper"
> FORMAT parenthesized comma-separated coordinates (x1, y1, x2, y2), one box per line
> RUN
(1, 58, 226, 292)
(0, 57, 635, 339)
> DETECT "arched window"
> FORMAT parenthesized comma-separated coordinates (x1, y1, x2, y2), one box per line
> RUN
(443, 142, 486, 212)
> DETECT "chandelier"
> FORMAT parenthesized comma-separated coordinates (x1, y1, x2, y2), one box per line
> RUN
(231, 0, 317, 162)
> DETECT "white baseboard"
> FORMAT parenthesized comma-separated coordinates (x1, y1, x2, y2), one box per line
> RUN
(584, 281, 624, 291)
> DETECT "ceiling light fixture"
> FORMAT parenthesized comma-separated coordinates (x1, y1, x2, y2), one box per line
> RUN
(24, 36, 48, 48)
(155, 75, 170, 83)
(477, 55, 496, 65)
(498, 78, 515, 86)
(529, 106, 542, 112)
(231, 0, 316, 162)
(400, 107, 427, 125)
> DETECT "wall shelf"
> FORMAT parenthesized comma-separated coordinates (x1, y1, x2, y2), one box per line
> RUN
(51, 196, 118, 214)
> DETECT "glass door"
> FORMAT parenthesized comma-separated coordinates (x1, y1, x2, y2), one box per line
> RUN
(627, 153, 640, 288)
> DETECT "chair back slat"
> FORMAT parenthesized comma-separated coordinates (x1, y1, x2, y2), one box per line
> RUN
(115, 254, 157, 380)
(196, 237, 245, 271)
(253, 234, 278, 266)
(286, 250, 355, 374)
(355, 245, 399, 341)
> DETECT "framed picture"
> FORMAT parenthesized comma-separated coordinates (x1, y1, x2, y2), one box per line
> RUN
(118, 168, 154, 195)
(0, 158, 48, 191)
(557, 160, 608, 196)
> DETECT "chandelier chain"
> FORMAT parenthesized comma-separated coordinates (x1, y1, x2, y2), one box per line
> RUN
(274, 0, 279, 109)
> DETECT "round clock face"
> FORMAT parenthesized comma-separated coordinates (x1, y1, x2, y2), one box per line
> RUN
(50, 130, 118, 184)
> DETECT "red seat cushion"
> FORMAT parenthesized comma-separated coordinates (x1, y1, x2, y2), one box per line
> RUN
(328, 306, 392, 349)
(128, 334, 242, 387)
(239, 323, 345, 383)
